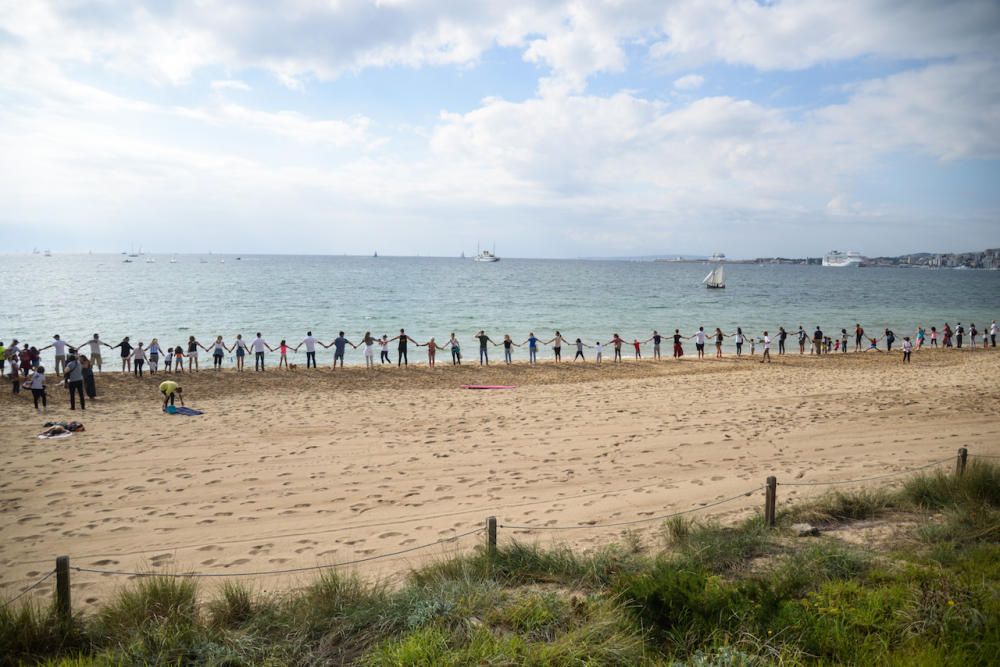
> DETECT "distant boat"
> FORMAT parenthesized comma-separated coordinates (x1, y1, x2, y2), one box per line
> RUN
(373, 251, 378, 258)
(220, 259, 225, 264)
(169, 258, 177, 264)
(32, 247, 40, 255)
(145, 257, 155, 263)
(822, 250, 862, 267)
(123, 258, 132, 263)
(703, 254, 726, 289)
(43, 249, 51, 257)
(460, 251, 465, 259)
(474, 243, 500, 262)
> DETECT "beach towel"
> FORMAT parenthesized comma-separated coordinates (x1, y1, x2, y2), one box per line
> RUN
(461, 385, 515, 390)
(164, 406, 204, 416)
(42, 421, 85, 432)
(38, 431, 73, 440)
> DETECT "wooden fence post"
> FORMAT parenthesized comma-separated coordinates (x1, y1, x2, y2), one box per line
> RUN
(55, 556, 71, 624)
(486, 516, 497, 558)
(956, 448, 968, 477)
(764, 477, 777, 528)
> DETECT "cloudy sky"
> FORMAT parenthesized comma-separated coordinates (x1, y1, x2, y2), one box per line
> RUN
(2, 1, 999, 258)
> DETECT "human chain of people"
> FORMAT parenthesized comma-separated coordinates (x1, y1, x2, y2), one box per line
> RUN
(4, 319, 996, 380)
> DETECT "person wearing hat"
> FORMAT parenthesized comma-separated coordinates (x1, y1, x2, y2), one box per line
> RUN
(159, 380, 184, 410)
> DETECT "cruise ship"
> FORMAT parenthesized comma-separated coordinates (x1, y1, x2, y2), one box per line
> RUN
(822, 250, 863, 267)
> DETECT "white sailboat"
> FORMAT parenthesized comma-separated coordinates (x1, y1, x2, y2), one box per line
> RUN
(703, 259, 726, 289)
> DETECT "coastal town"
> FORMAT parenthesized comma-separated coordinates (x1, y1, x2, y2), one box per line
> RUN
(660, 248, 1000, 269)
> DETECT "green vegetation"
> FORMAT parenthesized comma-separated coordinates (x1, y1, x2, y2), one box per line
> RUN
(4, 462, 999, 665)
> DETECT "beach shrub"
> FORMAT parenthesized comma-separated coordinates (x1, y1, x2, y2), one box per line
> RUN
(671, 519, 773, 574)
(616, 560, 747, 647)
(764, 541, 871, 600)
(787, 487, 899, 525)
(0, 601, 87, 666)
(488, 541, 645, 588)
(902, 460, 1000, 510)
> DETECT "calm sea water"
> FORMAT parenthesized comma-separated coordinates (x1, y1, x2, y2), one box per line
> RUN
(3, 254, 999, 365)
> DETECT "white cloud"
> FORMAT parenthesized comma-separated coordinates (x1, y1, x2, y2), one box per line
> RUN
(651, 0, 1000, 71)
(1, 2, 998, 256)
(210, 79, 251, 92)
(672, 74, 704, 90)
(7, 1, 996, 89)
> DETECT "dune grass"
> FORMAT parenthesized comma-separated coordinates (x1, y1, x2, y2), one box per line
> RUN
(3, 460, 998, 666)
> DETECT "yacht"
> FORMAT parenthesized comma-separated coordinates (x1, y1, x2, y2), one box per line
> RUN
(822, 250, 863, 267)
(474, 244, 500, 262)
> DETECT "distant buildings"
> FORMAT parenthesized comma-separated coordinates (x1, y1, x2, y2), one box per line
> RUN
(863, 249, 1000, 269)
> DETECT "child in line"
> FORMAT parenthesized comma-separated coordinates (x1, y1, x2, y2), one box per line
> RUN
(594, 341, 603, 364)
(174, 346, 185, 372)
(278, 340, 289, 369)
(902, 336, 913, 363)
(164, 347, 173, 372)
(633, 339, 642, 359)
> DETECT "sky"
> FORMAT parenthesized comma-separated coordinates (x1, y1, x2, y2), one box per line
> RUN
(1, 0, 999, 259)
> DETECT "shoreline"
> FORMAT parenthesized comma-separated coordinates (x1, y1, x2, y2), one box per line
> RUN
(2, 349, 999, 607)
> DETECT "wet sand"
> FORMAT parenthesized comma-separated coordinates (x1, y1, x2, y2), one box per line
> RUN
(2, 348, 999, 607)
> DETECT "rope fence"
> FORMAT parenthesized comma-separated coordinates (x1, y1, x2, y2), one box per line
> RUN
(0, 570, 55, 609)
(500, 486, 763, 531)
(3, 447, 992, 624)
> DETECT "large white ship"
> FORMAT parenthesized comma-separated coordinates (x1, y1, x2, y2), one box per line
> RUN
(822, 250, 863, 267)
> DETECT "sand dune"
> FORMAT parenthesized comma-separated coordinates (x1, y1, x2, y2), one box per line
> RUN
(2, 349, 999, 607)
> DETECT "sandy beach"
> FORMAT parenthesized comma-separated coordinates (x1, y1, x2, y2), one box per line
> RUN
(2, 349, 999, 608)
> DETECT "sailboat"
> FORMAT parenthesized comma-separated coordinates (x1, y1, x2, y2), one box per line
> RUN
(373, 251, 378, 258)
(703, 255, 726, 289)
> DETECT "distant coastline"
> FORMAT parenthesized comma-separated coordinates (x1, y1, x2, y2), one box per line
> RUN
(655, 247, 1000, 270)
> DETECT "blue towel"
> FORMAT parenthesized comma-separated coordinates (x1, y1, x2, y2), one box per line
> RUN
(164, 406, 203, 416)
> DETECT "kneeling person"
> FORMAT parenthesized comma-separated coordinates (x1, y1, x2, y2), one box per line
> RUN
(159, 380, 184, 410)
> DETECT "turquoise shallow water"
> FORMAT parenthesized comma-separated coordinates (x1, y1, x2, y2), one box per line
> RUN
(3, 254, 999, 366)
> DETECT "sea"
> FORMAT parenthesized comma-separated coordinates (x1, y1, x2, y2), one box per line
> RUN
(3, 254, 999, 365)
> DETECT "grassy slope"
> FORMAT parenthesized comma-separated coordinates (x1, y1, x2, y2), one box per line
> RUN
(3, 462, 999, 666)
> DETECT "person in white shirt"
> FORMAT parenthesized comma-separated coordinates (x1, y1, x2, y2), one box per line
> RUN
(688, 327, 707, 359)
(133, 342, 148, 377)
(357, 332, 376, 369)
(379, 335, 391, 364)
(594, 341, 603, 364)
(295, 331, 320, 368)
(251, 333, 271, 371)
(40, 335, 68, 374)
(209, 336, 230, 371)
(148, 338, 163, 374)
(901, 336, 913, 363)
(75, 334, 110, 372)
(761, 331, 771, 364)
(991, 320, 998, 348)
(233, 334, 248, 372)
(28, 365, 47, 411)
